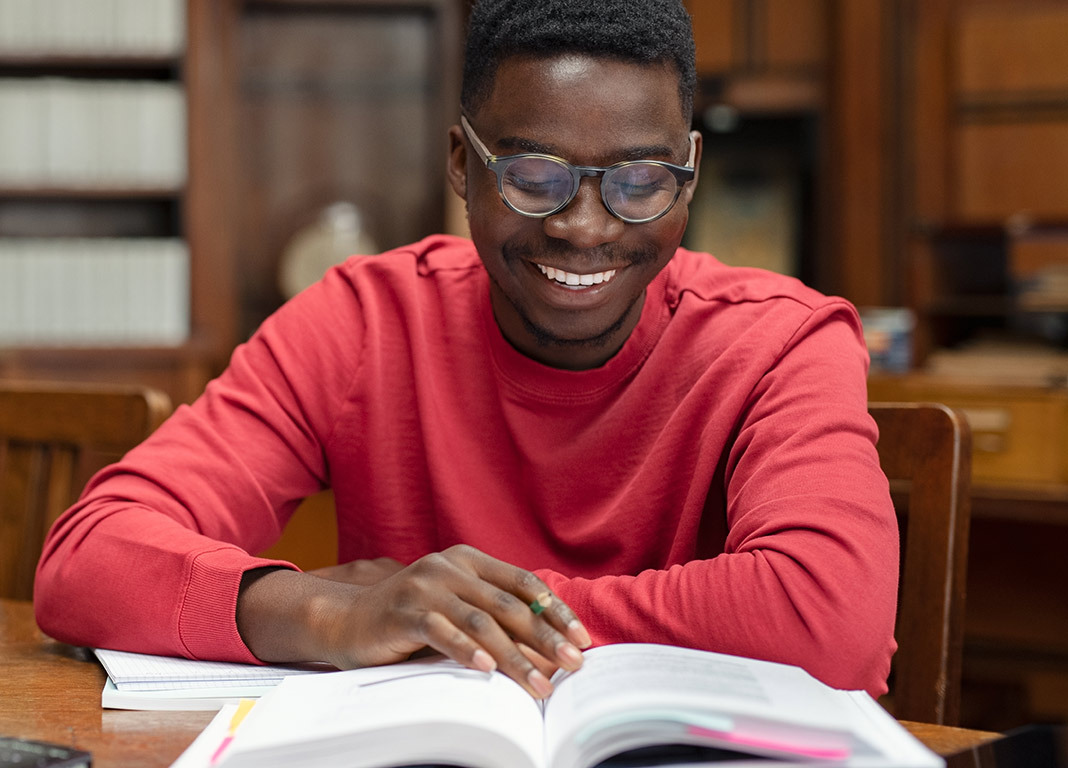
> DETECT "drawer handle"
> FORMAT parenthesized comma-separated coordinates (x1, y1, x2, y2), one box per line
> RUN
(959, 407, 1012, 454)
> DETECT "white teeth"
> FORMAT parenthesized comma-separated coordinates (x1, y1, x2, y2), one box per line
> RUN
(536, 263, 618, 287)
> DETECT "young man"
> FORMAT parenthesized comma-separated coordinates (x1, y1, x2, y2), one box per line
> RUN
(35, 0, 898, 700)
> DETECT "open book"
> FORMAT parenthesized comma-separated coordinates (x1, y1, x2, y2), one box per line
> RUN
(176, 643, 943, 768)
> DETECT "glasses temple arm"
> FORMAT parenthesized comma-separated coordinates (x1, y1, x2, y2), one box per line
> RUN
(460, 115, 494, 163)
(686, 132, 698, 168)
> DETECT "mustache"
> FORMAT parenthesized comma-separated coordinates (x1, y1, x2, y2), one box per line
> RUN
(502, 238, 659, 268)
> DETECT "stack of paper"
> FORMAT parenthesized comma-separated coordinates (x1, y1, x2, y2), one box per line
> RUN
(94, 648, 330, 711)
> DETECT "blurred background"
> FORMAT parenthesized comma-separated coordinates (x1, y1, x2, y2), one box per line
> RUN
(1, 0, 1066, 734)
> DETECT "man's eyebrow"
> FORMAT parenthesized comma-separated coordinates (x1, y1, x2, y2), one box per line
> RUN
(495, 135, 679, 163)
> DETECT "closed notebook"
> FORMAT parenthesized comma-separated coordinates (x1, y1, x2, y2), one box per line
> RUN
(93, 648, 328, 710)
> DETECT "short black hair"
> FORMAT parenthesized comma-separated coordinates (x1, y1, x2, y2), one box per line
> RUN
(461, 0, 697, 121)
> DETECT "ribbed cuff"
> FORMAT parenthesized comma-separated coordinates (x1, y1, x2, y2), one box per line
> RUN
(177, 546, 295, 663)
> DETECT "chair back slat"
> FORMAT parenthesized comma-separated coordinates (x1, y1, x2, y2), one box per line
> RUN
(0, 382, 172, 600)
(870, 402, 972, 726)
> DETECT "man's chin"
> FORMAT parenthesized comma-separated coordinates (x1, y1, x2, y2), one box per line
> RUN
(518, 307, 631, 351)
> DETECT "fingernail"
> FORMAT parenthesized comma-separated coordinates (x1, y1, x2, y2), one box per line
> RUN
(527, 668, 554, 698)
(556, 642, 583, 668)
(472, 649, 496, 672)
(568, 620, 592, 649)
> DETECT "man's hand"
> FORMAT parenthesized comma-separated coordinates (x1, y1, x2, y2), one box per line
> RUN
(309, 557, 405, 586)
(236, 545, 591, 699)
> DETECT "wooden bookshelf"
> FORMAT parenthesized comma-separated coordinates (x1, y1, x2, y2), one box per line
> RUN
(0, 0, 226, 405)
(1, 0, 461, 403)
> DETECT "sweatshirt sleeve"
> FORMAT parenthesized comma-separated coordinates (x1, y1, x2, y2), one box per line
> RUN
(536, 306, 898, 697)
(33, 268, 363, 662)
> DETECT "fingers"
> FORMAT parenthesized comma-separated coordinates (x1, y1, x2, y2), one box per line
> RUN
(397, 587, 552, 698)
(517, 642, 559, 679)
(462, 550, 592, 657)
(397, 546, 591, 698)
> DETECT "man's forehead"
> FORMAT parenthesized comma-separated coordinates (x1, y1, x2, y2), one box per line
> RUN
(478, 53, 685, 124)
(541, 53, 608, 82)
(490, 51, 678, 83)
(474, 57, 689, 165)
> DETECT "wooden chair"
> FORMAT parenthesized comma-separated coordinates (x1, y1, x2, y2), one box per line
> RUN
(0, 381, 172, 600)
(869, 402, 972, 726)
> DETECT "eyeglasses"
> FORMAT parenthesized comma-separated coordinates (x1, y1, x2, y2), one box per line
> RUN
(460, 115, 696, 224)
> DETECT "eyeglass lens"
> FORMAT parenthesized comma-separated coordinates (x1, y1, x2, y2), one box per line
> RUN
(498, 157, 681, 221)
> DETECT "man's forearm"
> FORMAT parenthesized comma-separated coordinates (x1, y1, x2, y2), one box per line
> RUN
(236, 566, 345, 664)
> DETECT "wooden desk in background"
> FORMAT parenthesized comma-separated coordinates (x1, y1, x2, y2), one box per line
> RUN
(0, 599, 1000, 768)
(868, 374, 1068, 730)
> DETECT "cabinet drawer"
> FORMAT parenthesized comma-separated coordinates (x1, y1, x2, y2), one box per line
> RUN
(868, 378, 1068, 487)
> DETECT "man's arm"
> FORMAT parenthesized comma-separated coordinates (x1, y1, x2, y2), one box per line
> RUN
(235, 548, 590, 698)
(544, 310, 897, 697)
(34, 263, 588, 697)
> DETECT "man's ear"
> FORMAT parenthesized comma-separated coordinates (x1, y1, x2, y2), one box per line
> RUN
(447, 124, 468, 201)
(680, 130, 702, 205)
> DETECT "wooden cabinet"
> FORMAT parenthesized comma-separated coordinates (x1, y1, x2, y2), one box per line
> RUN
(869, 375, 1068, 492)
(687, 0, 828, 77)
(902, 0, 1068, 360)
(221, 0, 461, 339)
(911, 0, 1068, 228)
(952, 3, 1068, 222)
(686, 0, 827, 111)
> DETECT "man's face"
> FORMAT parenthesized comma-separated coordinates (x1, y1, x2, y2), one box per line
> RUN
(448, 54, 701, 370)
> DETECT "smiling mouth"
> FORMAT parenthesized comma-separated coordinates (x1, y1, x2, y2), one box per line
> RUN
(535, 263, 619, 287)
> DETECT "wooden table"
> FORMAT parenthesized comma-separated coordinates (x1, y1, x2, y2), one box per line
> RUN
(0, 599, 1002, 767)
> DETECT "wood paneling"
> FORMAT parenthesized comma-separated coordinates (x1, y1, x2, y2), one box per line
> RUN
(687, 0, 827, 76)
(825, 0, 896, 305)
(764, 0, 827, 71)
(186, 0, 240, 361)
(956, 4, 1068, 97)
(687, 0, 737, 74)
(955, 121, 1068, 221)
(908, 0, 954, 225)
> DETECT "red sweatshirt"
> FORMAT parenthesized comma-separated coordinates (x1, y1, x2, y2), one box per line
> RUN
(35, 235, 897, 695)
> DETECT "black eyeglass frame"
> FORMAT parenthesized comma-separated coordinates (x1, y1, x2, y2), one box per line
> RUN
(460, 115, 698, 224)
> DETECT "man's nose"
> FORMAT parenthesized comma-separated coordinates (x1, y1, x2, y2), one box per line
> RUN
(542, 178, 626, 248)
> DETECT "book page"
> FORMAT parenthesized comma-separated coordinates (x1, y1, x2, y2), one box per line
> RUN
(218, 658, 547, 768)
(542, 644, 898, 768)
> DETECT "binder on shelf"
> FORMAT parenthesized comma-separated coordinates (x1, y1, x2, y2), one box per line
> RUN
(0, 237, 191, 347)
(0, 77, 187, 190)
(0, 0, 185, 58)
